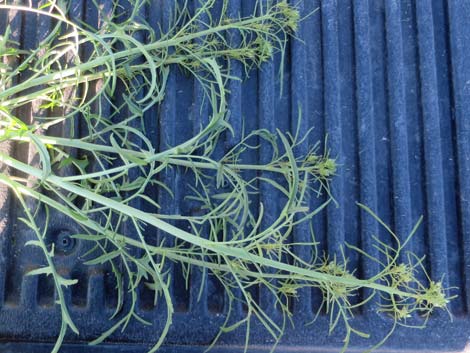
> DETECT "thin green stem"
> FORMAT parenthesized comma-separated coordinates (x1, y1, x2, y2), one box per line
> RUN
(0, 156, 420, 300)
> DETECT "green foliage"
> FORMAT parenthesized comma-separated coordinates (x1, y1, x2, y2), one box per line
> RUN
(0, 1, 455, 353)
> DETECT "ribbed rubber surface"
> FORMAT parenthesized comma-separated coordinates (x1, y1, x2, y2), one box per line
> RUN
(0, 0, 469, 352)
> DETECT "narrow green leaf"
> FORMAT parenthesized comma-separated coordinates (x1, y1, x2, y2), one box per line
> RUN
(26, 267, 52, 277)
(84, 250, 121, 265)
(25, 240, 42, 247)
(69, 209, 89, 222)
(29, 133, 51, 181)
(59, 277, 78, 287)
(71, 233, 107, 241)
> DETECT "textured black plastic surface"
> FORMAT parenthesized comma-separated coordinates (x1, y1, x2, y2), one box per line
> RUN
(0, 0, 469, 352)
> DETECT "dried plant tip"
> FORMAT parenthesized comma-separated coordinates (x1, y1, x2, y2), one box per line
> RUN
(395, 305, 412, 320)
(275, 1, 300, 32)
(320, 258, 356, 300)
(389, 263, 414, 287)
(418, 281, 449, 310)
(253, 37, 273, 63)
(318, 158, 337, 178)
